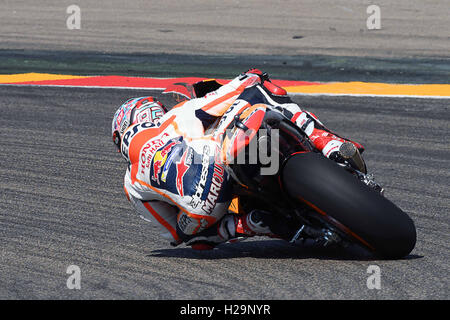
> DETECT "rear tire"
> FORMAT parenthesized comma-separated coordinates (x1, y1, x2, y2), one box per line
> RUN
(281, 152, 416, 259)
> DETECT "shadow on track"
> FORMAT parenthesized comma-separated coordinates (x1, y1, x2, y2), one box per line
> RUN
(148, 239, 423, 261)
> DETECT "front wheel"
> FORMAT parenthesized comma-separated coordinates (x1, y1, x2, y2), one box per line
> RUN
(281, 152, 416, 259)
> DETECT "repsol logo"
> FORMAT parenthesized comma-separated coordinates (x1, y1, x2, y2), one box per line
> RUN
(121, 122, 156, 158)
(201, 162, 224, 215)
(190, 145, 210, 209)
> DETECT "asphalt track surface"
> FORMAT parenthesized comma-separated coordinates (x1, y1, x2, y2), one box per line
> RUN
(2, 0, 449, 58)
(1, 0, 449, 84)
(0, 85, 448, 300)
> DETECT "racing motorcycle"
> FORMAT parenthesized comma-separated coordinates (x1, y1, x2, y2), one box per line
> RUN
(164, 78, 417, 259)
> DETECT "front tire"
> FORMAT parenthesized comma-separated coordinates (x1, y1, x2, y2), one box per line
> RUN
(281, 152, 416, 259)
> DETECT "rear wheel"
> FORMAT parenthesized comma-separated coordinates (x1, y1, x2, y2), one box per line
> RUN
(281, 152, 416, 259)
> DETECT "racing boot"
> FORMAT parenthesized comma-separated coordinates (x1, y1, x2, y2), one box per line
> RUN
(310, 128, 367, 173)
(290, 110, 366, 168)
(219, 210, 299, 241)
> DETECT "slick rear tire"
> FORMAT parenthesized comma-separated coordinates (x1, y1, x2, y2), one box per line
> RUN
(281, 152, 416, 259)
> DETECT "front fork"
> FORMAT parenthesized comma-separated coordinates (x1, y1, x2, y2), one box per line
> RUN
(290, 222, 344, 247)
(288, 205, 345, 247)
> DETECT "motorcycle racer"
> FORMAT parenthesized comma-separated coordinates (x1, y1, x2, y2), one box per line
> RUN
(111, 69, 365, 249)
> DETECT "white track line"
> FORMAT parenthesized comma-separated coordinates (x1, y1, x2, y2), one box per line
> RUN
(0, 84, 166, 91)
(1, 83, 449, 99)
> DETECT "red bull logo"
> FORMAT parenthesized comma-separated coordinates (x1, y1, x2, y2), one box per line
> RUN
(151, 140, 180, 184)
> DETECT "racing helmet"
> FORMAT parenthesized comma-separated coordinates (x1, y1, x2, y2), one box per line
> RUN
(111, 96, 167, 152)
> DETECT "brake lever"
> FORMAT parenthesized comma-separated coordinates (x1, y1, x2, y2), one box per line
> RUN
(233, 114, 249, 131)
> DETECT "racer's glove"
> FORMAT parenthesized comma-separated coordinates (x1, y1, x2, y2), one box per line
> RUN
(242, 68, 288, 96)
(242, 68, 270, 83)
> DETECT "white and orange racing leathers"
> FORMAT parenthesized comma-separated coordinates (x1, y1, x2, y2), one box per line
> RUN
(120, 71, 363, 248)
